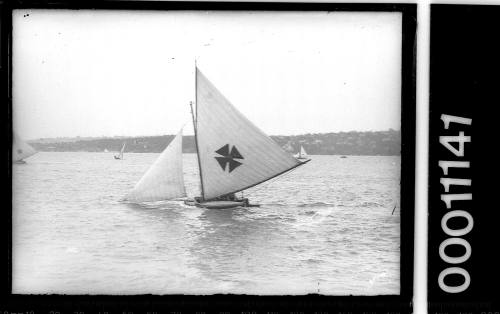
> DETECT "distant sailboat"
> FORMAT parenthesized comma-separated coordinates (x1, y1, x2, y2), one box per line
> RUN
(104, 148, 109, 153)
(294, 145, 308, 160)
(13, 133, 37, 164)
(125, 67, 310, 209)
(114, 143, 126, 160)
(125, 130, 185, 202)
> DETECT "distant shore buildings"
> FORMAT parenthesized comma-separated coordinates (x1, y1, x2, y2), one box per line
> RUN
(29, 129, 401, 156)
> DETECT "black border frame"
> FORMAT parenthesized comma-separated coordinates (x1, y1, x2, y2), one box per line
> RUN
(428, 4, 500, 313)
(1, 2, 416, 313)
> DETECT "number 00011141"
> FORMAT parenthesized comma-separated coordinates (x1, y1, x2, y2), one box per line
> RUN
(438, 114, 473, 293)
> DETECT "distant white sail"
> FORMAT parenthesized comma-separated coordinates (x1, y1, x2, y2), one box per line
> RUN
(125, 130, 186, 202)
(114, 143, 126, 159)
(294, 145, 308, 159)
(119, 143, 126, 158)
(196, 69, 302, 200)
(13, 133, 37, 162)
(300, 146, 307, 157)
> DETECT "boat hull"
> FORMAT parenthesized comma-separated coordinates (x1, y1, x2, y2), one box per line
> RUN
(184, 198, 258, 209)
(198, 200, 246, 209)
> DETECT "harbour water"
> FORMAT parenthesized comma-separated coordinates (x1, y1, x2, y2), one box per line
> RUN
(12, 152, 400, 295)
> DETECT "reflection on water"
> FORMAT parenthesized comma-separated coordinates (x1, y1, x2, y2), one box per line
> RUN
(12, 153, 400, 295)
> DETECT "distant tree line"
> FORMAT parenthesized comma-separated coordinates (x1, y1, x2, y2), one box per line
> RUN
(30, 129, 401, 156)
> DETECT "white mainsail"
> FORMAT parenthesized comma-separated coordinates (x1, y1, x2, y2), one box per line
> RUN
(195, 68, 302, 200)
(13, 134, 37, 162)
(125, 130, 186, 202)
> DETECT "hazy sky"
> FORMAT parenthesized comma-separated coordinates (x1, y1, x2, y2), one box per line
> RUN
(13, 10, 402, 140)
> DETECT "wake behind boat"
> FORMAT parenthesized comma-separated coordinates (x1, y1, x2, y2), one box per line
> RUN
(125, 66, 310, 209)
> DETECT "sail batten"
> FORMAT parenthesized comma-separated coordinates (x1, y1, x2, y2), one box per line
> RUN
(196, 68, 301, 200)
(126, 130, 186, 202)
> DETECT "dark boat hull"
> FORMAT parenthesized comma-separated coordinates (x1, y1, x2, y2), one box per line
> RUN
(184, 198, 259, 209)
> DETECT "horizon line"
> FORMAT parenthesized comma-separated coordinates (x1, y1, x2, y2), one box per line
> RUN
(27, 128, 401, 142)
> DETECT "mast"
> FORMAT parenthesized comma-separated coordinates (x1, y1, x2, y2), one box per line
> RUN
(192, 61, 205, 200)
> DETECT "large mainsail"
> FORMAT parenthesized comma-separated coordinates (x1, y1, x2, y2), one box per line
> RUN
(195, 68, 302, 200)
(125, 130, 186, 202)
(13, 133, 37, 162)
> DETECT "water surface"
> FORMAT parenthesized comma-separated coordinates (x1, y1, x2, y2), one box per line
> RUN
(13, 152, 400, 295)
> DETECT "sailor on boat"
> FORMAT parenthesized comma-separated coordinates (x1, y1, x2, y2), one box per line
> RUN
(193, 193, 251, 208)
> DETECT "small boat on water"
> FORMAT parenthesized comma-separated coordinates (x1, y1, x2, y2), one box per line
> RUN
(340, 155, 347, 158)
(114, 143, 126, 160)
(294, 145, 308, 160)
(125, 66, 310, 209)
(13, 133, 38, 164)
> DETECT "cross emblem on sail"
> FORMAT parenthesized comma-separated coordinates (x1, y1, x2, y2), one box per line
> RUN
(214, 144, 244, 173)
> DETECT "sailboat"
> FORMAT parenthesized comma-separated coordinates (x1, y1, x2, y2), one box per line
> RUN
(12, 133, 38, 164)
(114, 142, 126, 160)
(125, 67, 310, 209)
(294, 145, 308, 160)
